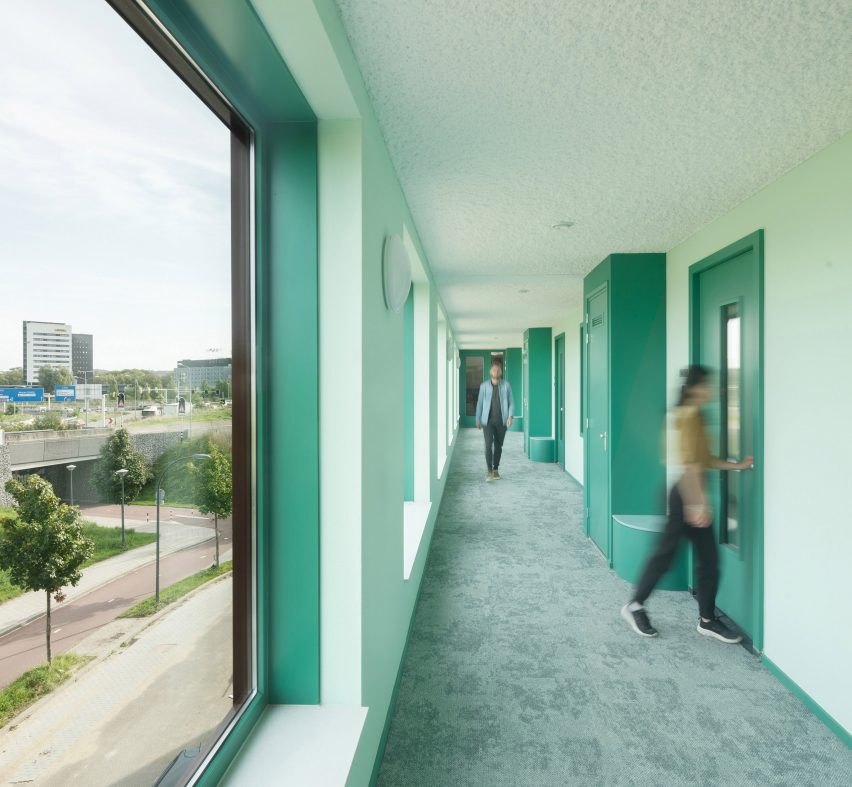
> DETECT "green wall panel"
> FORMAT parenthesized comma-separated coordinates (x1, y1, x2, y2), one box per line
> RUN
(523, 328, 553, 456)
(266, 123, 320, 704)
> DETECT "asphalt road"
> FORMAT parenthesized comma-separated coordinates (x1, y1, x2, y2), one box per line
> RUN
(0, 512, 233, 688)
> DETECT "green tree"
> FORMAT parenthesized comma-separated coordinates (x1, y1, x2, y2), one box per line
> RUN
(0, 477, 94, 662)
(92, 428, 150, 504)
(37, 366, 73, 393)
(0, 367, 24, 386)
(192, 445, 232, 567)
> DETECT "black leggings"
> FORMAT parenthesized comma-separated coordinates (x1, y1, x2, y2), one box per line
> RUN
(633, 484, 719, 620)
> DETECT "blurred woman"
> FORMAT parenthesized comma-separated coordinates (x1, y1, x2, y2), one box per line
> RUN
(621, 365, 753, 642)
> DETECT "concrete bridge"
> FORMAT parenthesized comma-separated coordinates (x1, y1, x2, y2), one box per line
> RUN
(3, 428, 113, 471)
(0, 428, 187, 506)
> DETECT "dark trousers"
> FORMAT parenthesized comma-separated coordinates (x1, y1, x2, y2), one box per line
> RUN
(483, 422, 507, 471)
(633, 484, 719, 620)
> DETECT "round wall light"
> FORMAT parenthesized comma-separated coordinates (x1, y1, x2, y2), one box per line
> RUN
(382, 233, 412, 312)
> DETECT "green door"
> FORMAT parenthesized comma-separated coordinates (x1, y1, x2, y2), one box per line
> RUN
(692, 232, 763, 644)
(522, 338, 529, 454)
(460, 352, 488, 428)
(555, 333, 566, 467)
(586, 288, 609, 557)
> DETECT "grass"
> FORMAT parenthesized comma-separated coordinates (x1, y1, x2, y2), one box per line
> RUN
(0, 653, 93, 728)
(0, 523, 157, 604)
(119, 560, 232, 618)
(80, 522, 157, 567)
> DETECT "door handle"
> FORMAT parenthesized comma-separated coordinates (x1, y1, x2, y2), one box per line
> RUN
(599, 431, 607, 451)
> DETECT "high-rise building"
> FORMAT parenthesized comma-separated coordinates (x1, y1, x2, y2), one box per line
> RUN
(72, 333, 94, 381)
(22, 321, 73, 385)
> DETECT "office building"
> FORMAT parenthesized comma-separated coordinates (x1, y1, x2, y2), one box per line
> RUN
(22, 321, 72, 385)
(72, 333, 94, 381)
(173, 358, 232, 391)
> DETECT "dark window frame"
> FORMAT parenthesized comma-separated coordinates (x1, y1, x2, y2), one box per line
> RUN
(104, 1, 255, 783)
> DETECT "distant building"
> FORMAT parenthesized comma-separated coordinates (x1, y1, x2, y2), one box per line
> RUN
(72, 334, 94, 381)
(23, 321, 73, 385)
(174, 358, 232, 392)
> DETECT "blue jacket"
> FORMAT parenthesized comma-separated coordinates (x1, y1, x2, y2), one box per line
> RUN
(475, 379, 514, 426)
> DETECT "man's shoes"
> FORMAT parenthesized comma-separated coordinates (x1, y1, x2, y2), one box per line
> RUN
(697, 617, 742, 643)
(621, 604, 658, 637)
(486, 470, 494, 481)
(492, 469, 501, 480)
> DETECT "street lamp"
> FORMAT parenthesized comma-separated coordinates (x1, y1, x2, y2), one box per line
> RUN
(115, 468, 129, 548)
(155, 453, 210, 604)
(66, 464, 77, 507)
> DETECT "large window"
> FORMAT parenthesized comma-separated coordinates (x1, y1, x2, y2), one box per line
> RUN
(0, 2, 252, 784)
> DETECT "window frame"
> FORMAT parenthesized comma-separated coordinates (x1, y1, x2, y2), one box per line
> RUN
(104, 1, 256, 782)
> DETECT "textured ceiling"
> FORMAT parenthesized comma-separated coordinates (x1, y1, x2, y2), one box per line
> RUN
(334, 0, 852, 347)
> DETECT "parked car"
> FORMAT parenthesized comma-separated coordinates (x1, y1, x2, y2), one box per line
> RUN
(141, 406, 159, 418)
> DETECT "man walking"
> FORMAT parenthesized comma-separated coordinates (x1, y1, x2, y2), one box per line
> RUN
(475, 362, 514, 481)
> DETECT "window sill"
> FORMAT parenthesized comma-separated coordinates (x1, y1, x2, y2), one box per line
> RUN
(221, 705, 367, 787)
(403, 501, 432, 580)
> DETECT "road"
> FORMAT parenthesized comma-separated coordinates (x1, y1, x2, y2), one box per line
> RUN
(0, 510, 233, 687)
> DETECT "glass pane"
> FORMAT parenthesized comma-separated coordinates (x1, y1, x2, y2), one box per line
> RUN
(0, 3, 237, 782)
(465, 356, 484, 416)
(723, 304, 740, 548)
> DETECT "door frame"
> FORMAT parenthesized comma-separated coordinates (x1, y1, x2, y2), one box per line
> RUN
(688, 229, 765, 650)
(583, 281, 610, 552)
(554, 332, 566, 467)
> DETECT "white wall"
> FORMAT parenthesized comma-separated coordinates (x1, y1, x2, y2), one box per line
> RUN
(318, 119, 363, 704)
(667, 130, 852, 733)
(552, 303, 585, 485)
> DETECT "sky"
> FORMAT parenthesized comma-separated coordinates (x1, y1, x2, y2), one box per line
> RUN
(0, 0, 232, 372)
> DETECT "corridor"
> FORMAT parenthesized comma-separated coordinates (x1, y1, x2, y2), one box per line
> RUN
(378, 430, 852, 786)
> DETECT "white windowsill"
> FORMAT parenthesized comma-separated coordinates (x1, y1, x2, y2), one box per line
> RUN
(403, 500, 432, 580)
(221, 705, 367, 787)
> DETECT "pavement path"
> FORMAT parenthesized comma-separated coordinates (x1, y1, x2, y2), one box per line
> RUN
(0, 514, 217, 638)
(0, 576, 234, 786)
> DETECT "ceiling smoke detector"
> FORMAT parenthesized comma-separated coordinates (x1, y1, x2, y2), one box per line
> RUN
(551, 220, 575, 229)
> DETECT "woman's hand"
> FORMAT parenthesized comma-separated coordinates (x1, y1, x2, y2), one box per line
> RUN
(506, 416, 513, 428)
(736, 455, 754, 471)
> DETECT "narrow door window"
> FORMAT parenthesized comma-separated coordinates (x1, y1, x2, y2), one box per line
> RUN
(721, 303, 741, 548)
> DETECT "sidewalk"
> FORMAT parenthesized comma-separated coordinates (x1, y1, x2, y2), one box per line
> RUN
(0, 573, 234, 786)
(0, 517, 214, 637)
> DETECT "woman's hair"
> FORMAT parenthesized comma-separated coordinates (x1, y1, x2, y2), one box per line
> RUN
(677, 364, 710, 405)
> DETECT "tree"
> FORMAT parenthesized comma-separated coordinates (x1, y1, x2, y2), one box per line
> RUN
(0, 477, 94, 662)
(193, 445, 232, 567)
(92, 428, 150, 504)
(37, 365, 73, 393)
(0, 367, 24, 386)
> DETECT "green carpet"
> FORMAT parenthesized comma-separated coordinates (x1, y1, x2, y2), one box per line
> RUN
(377, 430, 852, 786)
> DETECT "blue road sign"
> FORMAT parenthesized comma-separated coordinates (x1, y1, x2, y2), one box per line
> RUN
(54, 386, 77, 402)
(0, 387, 45, 403)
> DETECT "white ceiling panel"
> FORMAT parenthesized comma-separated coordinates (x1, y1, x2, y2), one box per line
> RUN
(334, 0, 852, 346)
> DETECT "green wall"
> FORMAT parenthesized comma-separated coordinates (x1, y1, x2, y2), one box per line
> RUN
(523, 328, 553, 455)
(504, 347, 523, 431)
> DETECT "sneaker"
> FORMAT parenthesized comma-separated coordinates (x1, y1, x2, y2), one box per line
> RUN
(697, 618, 742, 643)
(492, 469, 501, 480)
(621, 604, 658, 637)
(486, 470, 494, 481)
